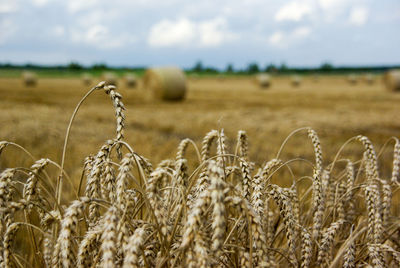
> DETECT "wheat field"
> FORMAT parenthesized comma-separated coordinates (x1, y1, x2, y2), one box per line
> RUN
(0, 75, 399, 267)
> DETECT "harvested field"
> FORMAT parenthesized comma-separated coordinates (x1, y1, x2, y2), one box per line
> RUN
(1, 75, 399, 178)
(0, 74, 399, 267)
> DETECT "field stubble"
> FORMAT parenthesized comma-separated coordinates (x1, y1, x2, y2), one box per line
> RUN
(0, 75, 399, 179)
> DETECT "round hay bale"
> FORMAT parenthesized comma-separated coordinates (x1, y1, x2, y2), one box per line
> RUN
(291, 75, 301, 87)
(143, 66, 187, 101)
(347, 74, 358, 85)
(384, 70, 400, 92)
(312, 74, 319, 82)
(124, 73, 137, 88)
(254, 73, 271, 88)
(363, 74, 375, 85)
(22, 71, 37, 86)
(82, 73, 92, 86)
(102, 72, 118, 86)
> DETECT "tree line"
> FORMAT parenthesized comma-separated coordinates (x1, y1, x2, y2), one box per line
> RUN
(0, 61, 399, 75)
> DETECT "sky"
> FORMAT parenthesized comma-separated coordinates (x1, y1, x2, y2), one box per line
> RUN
(0, 0, 399, 69)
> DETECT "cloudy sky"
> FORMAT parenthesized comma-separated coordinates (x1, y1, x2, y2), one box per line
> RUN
(1, 0, 399, 69)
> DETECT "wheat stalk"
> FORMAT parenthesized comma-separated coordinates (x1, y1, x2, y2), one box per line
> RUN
(1, 82, 399, 268)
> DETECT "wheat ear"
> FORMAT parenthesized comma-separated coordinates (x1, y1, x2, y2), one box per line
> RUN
(103, 85, 125, 158)
(100, 206, 119, 268)
(53, 197, 89, 268)
(123, 227, 146, 268)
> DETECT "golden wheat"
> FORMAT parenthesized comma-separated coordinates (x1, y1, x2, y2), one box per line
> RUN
(0, 82, 399, 267)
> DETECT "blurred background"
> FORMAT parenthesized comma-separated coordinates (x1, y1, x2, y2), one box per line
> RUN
(1, 0, 400, 181)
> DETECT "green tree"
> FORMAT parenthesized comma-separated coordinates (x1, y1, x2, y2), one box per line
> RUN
(265, 64, 277, 73)
(247, 62, 259, 74)
(279, 62, 288, 72)
(68, 61, 83, 70)
(320, 62, 333, 71)
(192, 61, 203, 72)
(226, 63, 234, 73)
(91, 63, 107, 70)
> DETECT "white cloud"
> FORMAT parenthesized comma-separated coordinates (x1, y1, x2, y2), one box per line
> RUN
(198, 18, 238, 47)
(293, 26, 312, 38)
(86, 25, 107, 42)
(148, 17, 237, 48)
(275, 1, 313, 22)
(0, 1, 18, 13)
(67, 0, 99, 13)
(0, 0, 397, 67)
(318, 0, 347, 10)
(274, 0, 367, 24)
(148, 18, 196, 47)
(70, 24, 136, 49)
(75, 9, 114, 28)
(52, 25, 65, 37)
(349, 6, 369, 26)
(317, 0, 349, 22)
(269, 26, 312, 48)
(31, 0, 51, 6)
(63, 7, 130, 49)
(0, 19, 16, 44)
(269, 31, 285, 47)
